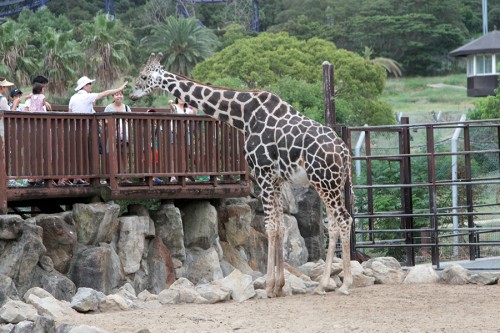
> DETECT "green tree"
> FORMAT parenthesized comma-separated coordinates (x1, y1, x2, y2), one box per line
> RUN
(193, 32, 394, 125)
(77, 15, 133, 87)
(141, 16, 220, 76)
(362, 47, 402, 78)
(0, 20, 37, 87)
(469, 95, 500, 120)
(40, 28, 83, 96)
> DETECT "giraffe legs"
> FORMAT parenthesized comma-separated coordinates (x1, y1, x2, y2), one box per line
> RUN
(315, 200, 353, 295)
(262, 181, 286, 297)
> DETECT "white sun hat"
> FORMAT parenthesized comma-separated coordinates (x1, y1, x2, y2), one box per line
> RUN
(75, 76, 96, 91)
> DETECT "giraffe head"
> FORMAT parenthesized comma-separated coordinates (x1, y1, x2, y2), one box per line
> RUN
(129, 53, 165, 100)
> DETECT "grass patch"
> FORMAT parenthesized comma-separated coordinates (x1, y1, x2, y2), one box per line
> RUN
(381, 74, 484, 123)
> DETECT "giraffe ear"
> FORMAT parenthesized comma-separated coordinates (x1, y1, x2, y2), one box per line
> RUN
(156, 53, 164, 63)
(147, 53, 157, 65)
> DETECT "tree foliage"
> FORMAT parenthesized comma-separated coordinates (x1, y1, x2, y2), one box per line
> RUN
(76, 15, 133, 87)
(193, 32, 394, 125)
(141, 16, 220, 76)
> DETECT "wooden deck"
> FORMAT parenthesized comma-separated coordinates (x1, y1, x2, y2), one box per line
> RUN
(0, 107, 251, 213)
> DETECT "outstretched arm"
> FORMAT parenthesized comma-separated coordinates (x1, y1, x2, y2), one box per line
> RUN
(96, 82, 128, 101)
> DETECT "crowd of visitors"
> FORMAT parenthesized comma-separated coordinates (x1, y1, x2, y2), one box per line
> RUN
(3, 74, 195, 188)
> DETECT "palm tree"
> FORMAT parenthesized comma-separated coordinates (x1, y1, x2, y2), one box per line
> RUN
(40, 28, 83, 96)
(363, 46, 402, 78)
(142, 16, 220, 76)
(79, 15, 133, 87)
(0, 20, 37, 86)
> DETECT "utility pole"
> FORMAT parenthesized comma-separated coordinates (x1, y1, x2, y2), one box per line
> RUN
(483, 0, 488, 35)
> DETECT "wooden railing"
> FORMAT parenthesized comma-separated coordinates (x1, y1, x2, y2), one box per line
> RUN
(0, 108, 251, 213)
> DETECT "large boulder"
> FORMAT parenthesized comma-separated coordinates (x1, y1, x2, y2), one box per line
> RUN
(245, 228, 268, 273)
(0, 215, 24, 240)
(117, 216, 150, 274)
(363, 257, 406, 284)
(0, 222, 46, 295)
(0, 300, 38, 324)
(283, 214, 308, 267)
(246, 209, 308, 272)
(30, 265, 76, 301)
(181, 201, 218, 250)
(440, 264, 471, 285)
(70, 288, 106, 313)
(215, 269, 255, 302)
(68, 244, 123, 294)
(26, 293, 75, 318)
(470, 272, 499, 285)
(147, 237, 176, 294)
(72, 203, 120, 246)
(403, 265, 440, 284)
(183, 247, 223, 284)
(219, 241, 253, 274)
(126, 204, 156, 238)
(0, 274, 19, 308)
(290, 185, 325, 261)
(35, 214, 78, 274)
(222, 202, 253, 248)
(150, 203, 186, 262)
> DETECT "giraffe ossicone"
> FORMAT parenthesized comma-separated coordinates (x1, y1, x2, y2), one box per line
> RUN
(130, 53, 354, 297)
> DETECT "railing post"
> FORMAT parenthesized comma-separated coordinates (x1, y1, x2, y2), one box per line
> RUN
(0, 112, 7, 214)
(106, 115, 118, 188)
(90, 115, 101, 186)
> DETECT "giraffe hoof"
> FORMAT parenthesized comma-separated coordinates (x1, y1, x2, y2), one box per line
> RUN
(266, 289, 276, 298)
(337, 287, 350, 296)
(313, 287, 326, 295)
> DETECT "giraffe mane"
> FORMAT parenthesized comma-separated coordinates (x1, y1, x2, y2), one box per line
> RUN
(143, 53, 267, 94)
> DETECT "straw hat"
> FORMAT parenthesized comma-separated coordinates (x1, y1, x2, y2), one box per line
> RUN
(0, 79, 14, 87)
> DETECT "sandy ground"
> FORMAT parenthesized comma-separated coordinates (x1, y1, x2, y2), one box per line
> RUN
(57, 283, 500, 333)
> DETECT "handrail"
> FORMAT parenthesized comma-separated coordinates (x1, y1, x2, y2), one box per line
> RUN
(0, 110, 250, 212)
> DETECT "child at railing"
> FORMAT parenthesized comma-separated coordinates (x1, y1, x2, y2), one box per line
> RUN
(24, 83, 51, 112)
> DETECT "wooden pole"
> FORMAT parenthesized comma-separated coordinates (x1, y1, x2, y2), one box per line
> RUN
(322, 61, 336, 127)
(0, 112, 7, 214)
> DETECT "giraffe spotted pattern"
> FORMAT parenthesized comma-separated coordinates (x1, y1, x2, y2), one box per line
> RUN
(131, 53, 354, 297)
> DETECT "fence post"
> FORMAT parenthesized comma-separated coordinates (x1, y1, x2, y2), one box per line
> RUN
(0, 112, 7, 214)
(322, 61, 335, 127)
(463, 125, 476, 260)
(400, 117, 415, 266)
(426, 124, 439, 267)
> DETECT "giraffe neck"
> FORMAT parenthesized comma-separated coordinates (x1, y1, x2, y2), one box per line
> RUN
(153, 67, 300, 132)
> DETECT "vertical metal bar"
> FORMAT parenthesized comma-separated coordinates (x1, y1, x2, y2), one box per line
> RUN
(463, 125, 475, 260)
(365, 131, 374, 243)
(400, 117, 414, 266)
(426, 124, 439, 267)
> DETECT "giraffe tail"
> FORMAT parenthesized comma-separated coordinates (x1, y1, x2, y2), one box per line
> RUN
(346, 152, 355, 206)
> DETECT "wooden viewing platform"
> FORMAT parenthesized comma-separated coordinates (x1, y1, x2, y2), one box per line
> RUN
(0, 106, 252, 214)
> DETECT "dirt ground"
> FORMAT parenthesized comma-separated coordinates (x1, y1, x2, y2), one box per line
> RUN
(58, 283, 500, 333)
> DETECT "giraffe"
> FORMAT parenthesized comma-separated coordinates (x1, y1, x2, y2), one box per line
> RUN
(130, 53, 354, 297)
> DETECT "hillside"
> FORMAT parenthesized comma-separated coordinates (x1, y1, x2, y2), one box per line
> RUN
(381, 74, 479, 124)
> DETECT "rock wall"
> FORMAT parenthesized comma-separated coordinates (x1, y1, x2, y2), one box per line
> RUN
(0, 185, 321, 302)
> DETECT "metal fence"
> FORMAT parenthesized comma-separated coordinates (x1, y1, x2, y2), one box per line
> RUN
(346, 117, 500, 268)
